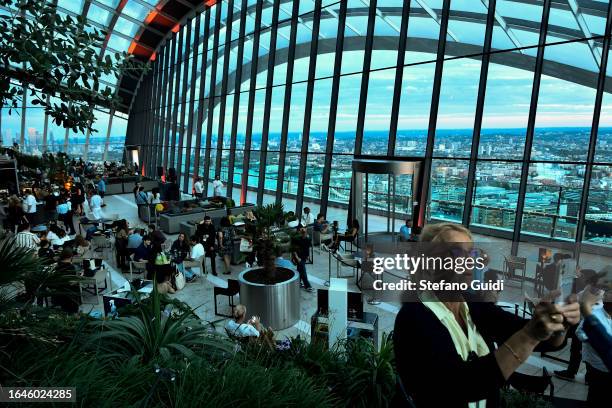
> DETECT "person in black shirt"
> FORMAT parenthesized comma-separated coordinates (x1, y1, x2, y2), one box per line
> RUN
(292, 225, 313, 292)
(196, 216, 217, 276)
(52, 248, 80, 314)
(38, 239, 55, 259)
(147, 224, 166, 246)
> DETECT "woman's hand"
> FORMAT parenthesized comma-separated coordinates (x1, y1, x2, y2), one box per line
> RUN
(560, 294, 581, 326)
(524, 301, 567, 341)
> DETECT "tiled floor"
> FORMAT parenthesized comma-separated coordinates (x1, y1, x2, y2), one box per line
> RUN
(77, 192, 594, 403)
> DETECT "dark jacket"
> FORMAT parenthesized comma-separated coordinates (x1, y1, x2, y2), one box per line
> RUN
(393, 299, 564, 408)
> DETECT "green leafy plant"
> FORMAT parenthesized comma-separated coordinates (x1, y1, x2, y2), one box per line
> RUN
(86, 284, 234, 364)
(251, 202, 286, 282)
(0, 0, 147, 133)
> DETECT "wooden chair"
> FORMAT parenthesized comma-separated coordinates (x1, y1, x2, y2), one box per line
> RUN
(214, 279, 240, 317)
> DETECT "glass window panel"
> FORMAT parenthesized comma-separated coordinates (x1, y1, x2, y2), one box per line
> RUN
(395, 58, 435, 156)
(87, 3, 113, 27)
(309, 77, 332, 152)
(533, 44, 598, 162)
(470, 161, 523, 231)
(287, 81, 307, 151)
(584, 165, 612, 244)
(363, 67, 394, 154)
(429, 159, 469, 223)
(480, 53, 536, 160)
(433, 58, 482, 158)
(106, 33, 132, 53)
(24, 108, 45, 154)
(334, 72, 360, 154)
(114, 16, 140, 38)
(58, 0, 83, 14)
(521, 163, 585, 240)
(122, 1, 149, 20)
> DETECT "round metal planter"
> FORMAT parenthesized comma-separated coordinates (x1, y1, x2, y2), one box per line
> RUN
(238, 267, 300, 330)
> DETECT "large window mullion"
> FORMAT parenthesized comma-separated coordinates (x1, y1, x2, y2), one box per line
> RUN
(162, 35, 177, 170)
(511, 0, 552, 254)
(226, 0, 249, 199)
(576, 1, 612, 252)
(256, 0, 281, 206)
(354, 0, 378, 156)
(192, 9, 212, 185)
(462, 0, 497, 226)
(169, 30, 184, 175)
(387, 0, 412, 156)
(176, 23, 192, 190)
(215, 0, 236, 181)
(240, 0, 264, 204)
(203, 3, 223, 196)
(318, 0, 348, 216)
(295, 0, 323, 215)
(416, 0, 451, 229)
(183, 15, 201, 190)
(275, 0, 300, 205)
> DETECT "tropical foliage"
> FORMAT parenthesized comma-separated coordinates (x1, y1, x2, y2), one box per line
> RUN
(0, 0, 146, 132)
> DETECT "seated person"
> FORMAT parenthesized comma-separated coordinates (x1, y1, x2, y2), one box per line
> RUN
(313, 213, 329, 234)
(148, 224, 166, 245)
(327, 219, 360, 252)
(51, 248, 80, 314)
(133, 235, 152, 263)
(225, 304, 262, 338)
(127, 228, 144, 253)
(37, 239, 55, 259)
(155, 264, 176, 295)
(74, 234, 91, 256)
(399, 219, 412, 242)
(184, 235, 205, 280)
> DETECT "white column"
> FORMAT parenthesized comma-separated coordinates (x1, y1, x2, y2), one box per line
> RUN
(328, 278, 348, 351)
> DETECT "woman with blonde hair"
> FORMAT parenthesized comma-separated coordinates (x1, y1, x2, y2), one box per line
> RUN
(225, 304, 261, 338)
(393, 222, 581, 408)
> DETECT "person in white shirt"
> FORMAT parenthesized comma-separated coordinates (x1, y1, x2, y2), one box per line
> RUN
(185, 235, 205, 278)
(212, 176, 223, 197)
(149, 188, 161, 204)
(225, 304, 261, 338)
(24, 191, 38, 225)
(88, 190, 104, 220)
(193, 177, 204, 199)
(15, 223, 40, 250)
(301, 207, 314, 226)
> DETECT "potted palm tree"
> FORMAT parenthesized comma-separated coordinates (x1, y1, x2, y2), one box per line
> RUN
(238, 203, 300, 330)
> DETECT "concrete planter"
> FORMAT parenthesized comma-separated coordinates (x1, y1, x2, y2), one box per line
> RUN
(238, 267, 300, 330)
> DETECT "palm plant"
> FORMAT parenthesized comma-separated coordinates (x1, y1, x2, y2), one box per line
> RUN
(86, 284, 234, 364)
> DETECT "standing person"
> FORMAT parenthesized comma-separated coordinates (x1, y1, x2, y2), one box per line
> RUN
(149, 187, 161, 204)
(217, 217, 235, 275)
(44, 187, 60, 223)
(70, 183, 85, 217)
(301, 207, 313, 226)
(97, 175, 106, 200)
(135, 186, 148, 207)
(133, 182, 141, 201)
(196, 216, 217, 276)
(88, 190, 104, 220)
(193, 177, 204, 199)
(212, 175, 224, 197)
(24, 190, 38, 225)
(292, 225, 313, 292)
(56, 197, 76, 235)
(575, 270, 611, 407)
(114, 219, 130, 270)
(14, 223, 40, 250)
